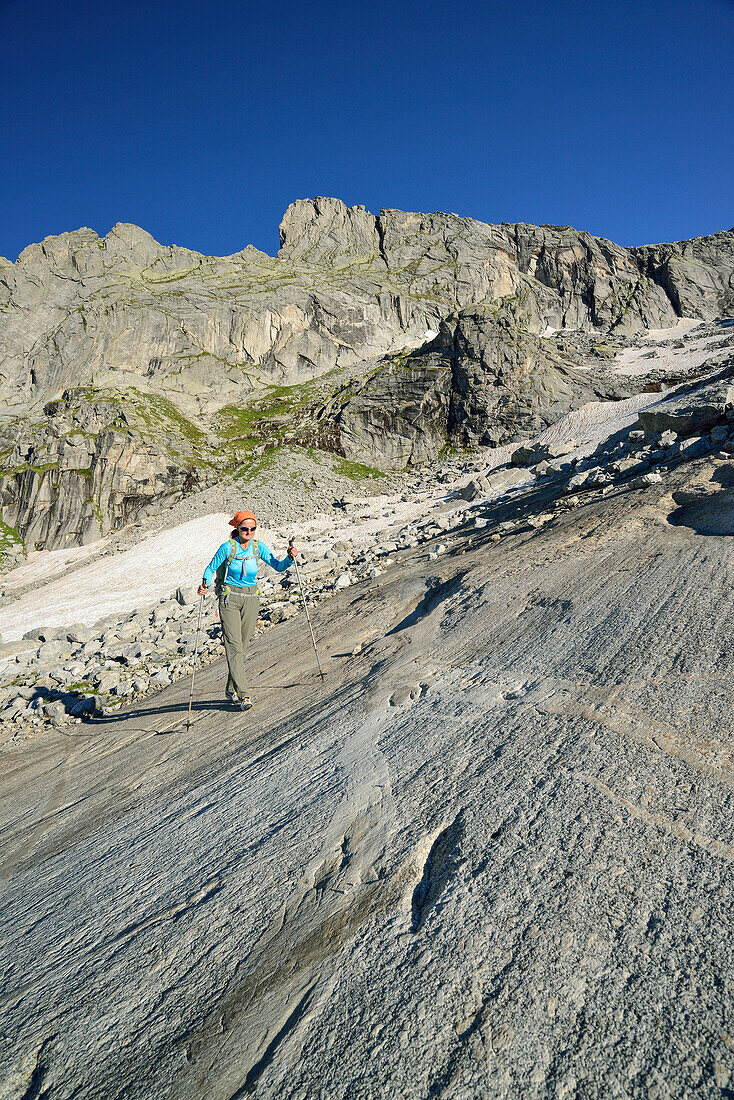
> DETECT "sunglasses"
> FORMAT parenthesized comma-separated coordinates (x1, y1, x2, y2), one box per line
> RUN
(238, 525, 257, 532)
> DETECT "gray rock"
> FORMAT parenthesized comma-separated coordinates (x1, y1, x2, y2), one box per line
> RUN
(69, 696, 99, 717)
(153, 601, 179, 625)
(3, 702, 28, 720)
(175, 585, 199, 607)
(527, 512, 554, 529)
(389, 684, 421, 706)
(44, 700, 69, 723)
(120, 644, 145, 665)
(486, 466, 532, 492)
(511, 442, 545, 467)
(610, 456, 642, 476)
(149, 669, 171, 688)
(322, 297, 634, 471)
(37, 640, 69, 664)
(566, 471, 591, 491)
(0, 639, 39, 661)
(93, 669, 121, 693)
(47, 666, 72, 685)
(268, 603, 299, 624)
(671, 436, 710, 460)
(299, 559, 338, 581)
(631, 471, 664, 488)
(637, 366, 734, 435)
(631, 229, 734, 319)
(457, 478, 489, 501)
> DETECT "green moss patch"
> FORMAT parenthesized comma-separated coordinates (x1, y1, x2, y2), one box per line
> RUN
(0, 518, 23, 554)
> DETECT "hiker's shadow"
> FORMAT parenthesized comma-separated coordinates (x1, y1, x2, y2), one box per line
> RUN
(90, 698, 228, 726)
(88, 681, 306, 728)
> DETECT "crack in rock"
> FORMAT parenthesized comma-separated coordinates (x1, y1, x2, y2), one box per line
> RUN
(410, 813, 465, 934)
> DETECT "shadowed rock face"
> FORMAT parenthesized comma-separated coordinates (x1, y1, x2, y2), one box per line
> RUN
(1, 198, 733, 547)
(447, 299, 630, 447)
(321, 294, 637, 467)
(637, 361, 734, 434)
(630, 229, 734, 320)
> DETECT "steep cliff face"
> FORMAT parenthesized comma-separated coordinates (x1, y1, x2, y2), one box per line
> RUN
(4, 199, 731, 420)
(319, 290, 636, 469)
(1, 198, 732, 549)
(447, 298, 631, 446)
(317, 349, 454, 470)
(0, 390, 206, 549)
(630, 229, 734, 320)
(280, 199, 733, 335)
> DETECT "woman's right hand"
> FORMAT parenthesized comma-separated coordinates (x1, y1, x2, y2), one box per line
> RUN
(197, 583, 208, 597)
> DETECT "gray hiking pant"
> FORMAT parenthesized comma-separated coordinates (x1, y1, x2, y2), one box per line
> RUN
(219, 585, 259, 696)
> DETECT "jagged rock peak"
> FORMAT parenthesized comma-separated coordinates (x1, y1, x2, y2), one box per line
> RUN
(278, 196, 385, 266)
(16, 226, 100, 269)
(11, 223, 213, 278)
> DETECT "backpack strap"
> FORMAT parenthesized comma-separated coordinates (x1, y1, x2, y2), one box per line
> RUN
(252, 539, 259, 561)
(215, 538, 238, 596)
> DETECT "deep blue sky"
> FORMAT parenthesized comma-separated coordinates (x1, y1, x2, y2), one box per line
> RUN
(2, 0, 732, 261)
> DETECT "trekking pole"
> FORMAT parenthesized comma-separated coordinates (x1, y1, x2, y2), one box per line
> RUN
(289, 536, 326, 679)
(186, 592, 205, 731)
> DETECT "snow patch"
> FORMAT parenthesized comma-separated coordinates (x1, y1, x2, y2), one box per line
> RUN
(0, 514, 274, 641)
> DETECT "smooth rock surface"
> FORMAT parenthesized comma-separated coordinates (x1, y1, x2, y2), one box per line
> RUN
(2, 448, 734, 1098)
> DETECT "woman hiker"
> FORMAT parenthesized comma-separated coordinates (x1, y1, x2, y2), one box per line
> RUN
(198, 510, 297, 710)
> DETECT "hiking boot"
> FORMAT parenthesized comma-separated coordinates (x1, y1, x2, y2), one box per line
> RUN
(240, 695, 253, 711)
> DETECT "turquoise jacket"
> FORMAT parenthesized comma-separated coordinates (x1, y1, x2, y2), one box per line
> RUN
(203, 539, 293, 588)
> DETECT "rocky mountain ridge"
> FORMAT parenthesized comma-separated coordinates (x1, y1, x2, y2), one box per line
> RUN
(1, 198, 732, 550)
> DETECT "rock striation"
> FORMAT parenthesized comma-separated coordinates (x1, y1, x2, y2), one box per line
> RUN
(3, 387, 734, 1096)
(0, 389, 205, 548)
(630, 229, 734, 320)
(4, 359, 734, 741)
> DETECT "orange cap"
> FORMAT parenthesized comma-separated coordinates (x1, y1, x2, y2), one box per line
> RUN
(229, 510, 257, 528)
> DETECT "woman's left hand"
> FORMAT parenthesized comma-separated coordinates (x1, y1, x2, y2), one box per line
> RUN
(288, 545, 298, 560)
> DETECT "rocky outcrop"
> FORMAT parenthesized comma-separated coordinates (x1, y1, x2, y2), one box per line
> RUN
(278, 196, 385, 266)
(320, 293, 636, 468)
(630, 228, 734, 321)
(0, 390, 205, 549)
(3, 202, 732, 423)
(282, 200, 734, 334)
(317, 351, 454, 469)
(446, 296, 632, 446)
(636, 359, 734, 434)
